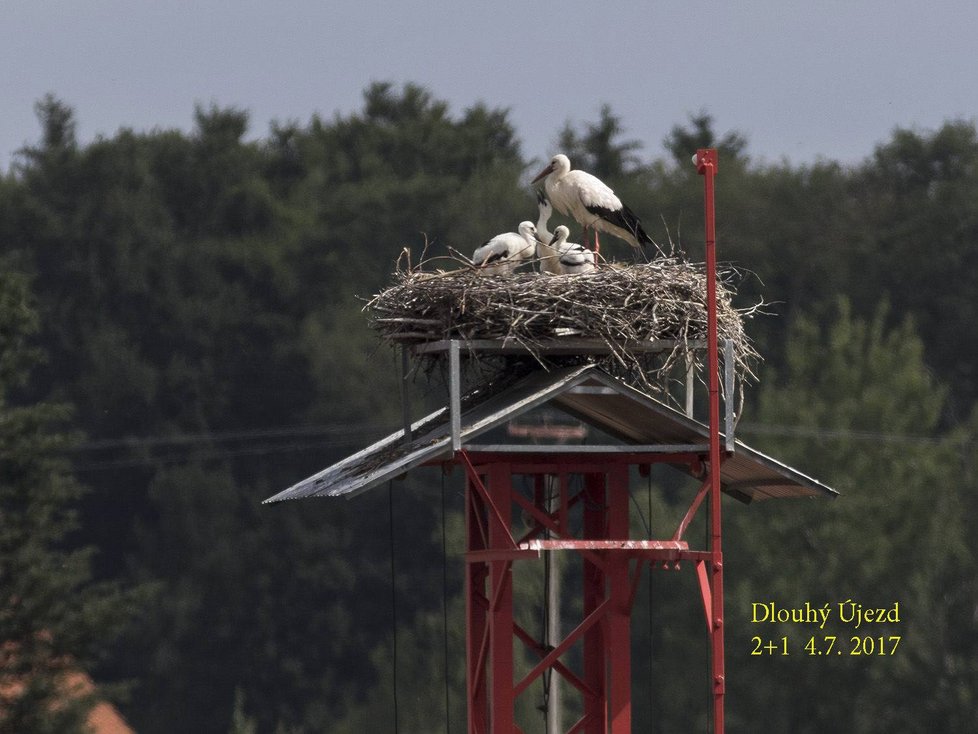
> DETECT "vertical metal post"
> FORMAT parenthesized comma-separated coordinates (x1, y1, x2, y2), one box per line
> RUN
(582, 473, 607, 734)
(466, 470, 489, 733)
(607, 464, 632, 733)
(724, 339, 735, 453)
(487, 462, 514, 732)
(546, 475, 562, 734)
(400, 346, 412, 443)
(449, 340, 462, 452)
(696, 148, 725, 734)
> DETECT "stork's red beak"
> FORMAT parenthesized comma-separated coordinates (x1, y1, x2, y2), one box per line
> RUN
(531, 162, 554, 184)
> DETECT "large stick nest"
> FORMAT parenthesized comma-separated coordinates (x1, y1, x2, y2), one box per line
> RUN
(364, 256, 763, 404)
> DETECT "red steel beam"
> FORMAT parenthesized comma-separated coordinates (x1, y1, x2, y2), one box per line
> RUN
(459, 450, 519, 550)
(512, 621, 597, 700)
(465, 473, 489, 734)
(672, 476, 711, 542)
(487, 462, 515, 732)
(463, 425, 727, 730)
(582, 473, 606, 734)
(607, 464, 632, 733)
(514, 599, 611, 699)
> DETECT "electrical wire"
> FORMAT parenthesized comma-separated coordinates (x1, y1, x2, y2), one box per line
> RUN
(63, 420, 973, 475)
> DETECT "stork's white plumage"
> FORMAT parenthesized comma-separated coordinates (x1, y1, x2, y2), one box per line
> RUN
(531, 153, 655, 254)
(537, 225, 596, 275)
(471, 221, 538, 275)
(547, 225, 596, 274)
(534, 189, 555, 248)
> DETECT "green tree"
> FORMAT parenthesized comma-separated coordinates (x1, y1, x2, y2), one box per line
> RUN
(1, 86, 534, 732)
(557, 103, 644, 179)
(725, 300, 972, 732)
(0, 266, 134, 733)
(663, 111, 748, 168)
(848, 120, 978, 414)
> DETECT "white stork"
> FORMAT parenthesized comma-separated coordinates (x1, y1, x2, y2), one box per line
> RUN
(541, 225, 596, 274)
(534, 189, 555, 248)
(530, 153, 656, 257)
(471, 221, 538, 275)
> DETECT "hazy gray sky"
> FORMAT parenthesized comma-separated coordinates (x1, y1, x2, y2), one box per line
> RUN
(4, 1, 978, 171)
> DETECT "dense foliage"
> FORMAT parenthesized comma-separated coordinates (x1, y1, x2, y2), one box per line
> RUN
(0, 82, 975, 731)
(0, 268, 138, 733)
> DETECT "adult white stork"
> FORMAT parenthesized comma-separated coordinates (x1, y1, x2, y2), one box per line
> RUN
(531, 153, 656, 257)
(471, 221, 538, 275)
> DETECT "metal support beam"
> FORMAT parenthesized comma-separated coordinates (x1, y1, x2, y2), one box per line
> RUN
(449, 339, 462, 452)
(724, 339, 736, 453)
(582, 473, 606, 734)
(466, 470, 489, 734)
(487, 463, 514, 733)
(400, 346, 412, 444)
(697, 147, 726, 734)
(607, 464, 632, 733)
(461, 450, 728, 732)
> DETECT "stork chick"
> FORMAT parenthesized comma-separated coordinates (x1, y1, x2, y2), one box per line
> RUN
(548, 225, 596, 274)
(537, 225, 596, 275)
(472, 221, 538, 275)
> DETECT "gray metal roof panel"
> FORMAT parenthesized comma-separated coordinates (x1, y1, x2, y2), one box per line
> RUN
(264, 365, 837, 504)
(264, 365, 597, 503)
(553, 372, 836, 501)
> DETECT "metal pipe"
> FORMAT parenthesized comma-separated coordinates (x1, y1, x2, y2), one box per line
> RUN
(724, 339, 735, 453)
(449, 339, 461, 452)
(696, 147, 725, 734)
(400, 346, 412, 444)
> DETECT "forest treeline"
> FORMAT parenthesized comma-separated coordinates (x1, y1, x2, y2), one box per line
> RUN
(1, 82, 976, 732)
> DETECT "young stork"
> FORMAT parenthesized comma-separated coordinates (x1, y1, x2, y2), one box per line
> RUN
(544, 225, 596, 274)
(471, 221, 538, 275)
(534, 189, 555, 248)
(531, 153, 656, 258)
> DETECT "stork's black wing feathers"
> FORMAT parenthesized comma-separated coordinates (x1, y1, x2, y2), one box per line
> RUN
(584, 202, 654, 247)
(483, 248, 510, 265)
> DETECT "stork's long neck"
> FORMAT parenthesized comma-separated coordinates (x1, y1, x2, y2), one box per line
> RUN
(536, 236, 562, 275)
(536, 204, 551, 230)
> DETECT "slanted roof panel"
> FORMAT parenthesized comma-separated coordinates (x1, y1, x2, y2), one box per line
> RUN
(264, 365, 837, 504)
(553, 371, 836, 501)
(264, 366, 596, 503)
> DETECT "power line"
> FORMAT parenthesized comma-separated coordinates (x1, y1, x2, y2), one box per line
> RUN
(66, 422, 392, 473)
(736, 422, 971, 446)
(67, 421, 391, 453)
(63, 420, 974, 475)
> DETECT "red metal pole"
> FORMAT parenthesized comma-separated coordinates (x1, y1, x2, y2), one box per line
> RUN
(582, 473, 607, 733)
(466, 472, 489, 734)
(487, 462, 515, 733)
(607, 464, 632, 733)
(696, 148, 725, 734)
